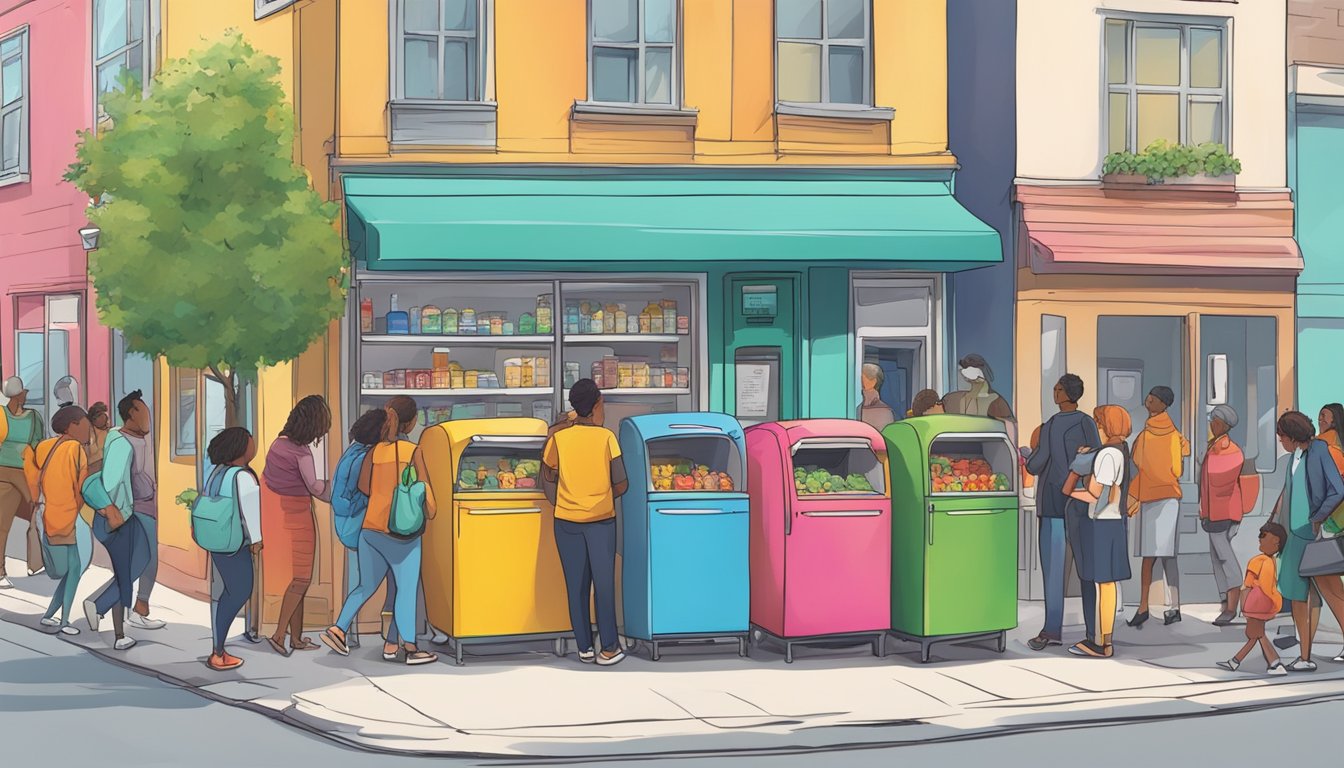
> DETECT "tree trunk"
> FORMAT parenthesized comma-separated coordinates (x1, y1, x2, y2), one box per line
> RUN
(208, 365, 242, 429)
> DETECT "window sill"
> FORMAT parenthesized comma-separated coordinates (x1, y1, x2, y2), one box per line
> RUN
(0, 172, 30, 189)
(776, 102, 895, 121)
(572, 101, 699, 125)
(389, 101, 497, 147)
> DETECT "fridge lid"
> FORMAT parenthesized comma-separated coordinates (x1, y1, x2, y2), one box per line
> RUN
(789, 437, 875, 455)
(469, 435, 547, 449)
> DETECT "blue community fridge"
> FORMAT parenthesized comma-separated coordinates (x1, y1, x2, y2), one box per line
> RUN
(618, 413, 750, 660)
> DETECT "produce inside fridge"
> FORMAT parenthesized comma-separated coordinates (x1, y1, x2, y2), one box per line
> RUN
(454, 439, 545, 492)
(646, 434, 743, 492)
(928, 436, 1017, 495)
(791, 442, 886, 496)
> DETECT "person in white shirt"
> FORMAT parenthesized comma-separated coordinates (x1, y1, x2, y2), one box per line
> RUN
(1065, 405, 1134, 658)
(203, 427, 263, 672)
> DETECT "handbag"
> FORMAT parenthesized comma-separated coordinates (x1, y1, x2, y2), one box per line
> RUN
(388, 441, 427, 538)
(1244, 586, 1277, 617)
(1298, 533, 1344, 578)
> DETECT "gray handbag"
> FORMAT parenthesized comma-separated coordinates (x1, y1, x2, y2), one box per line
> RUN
(1298, 534, 1344, 578)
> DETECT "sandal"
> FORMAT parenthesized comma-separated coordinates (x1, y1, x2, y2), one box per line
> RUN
(405, 650, 439, 666)
(291, 637, 320, 651)
(320, 628, 350, 656)
(266, 637, 292, 657)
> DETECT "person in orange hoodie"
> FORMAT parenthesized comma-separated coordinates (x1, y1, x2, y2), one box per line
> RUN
(27, 404, 92, 634)
(1127, 386, 1191, 628)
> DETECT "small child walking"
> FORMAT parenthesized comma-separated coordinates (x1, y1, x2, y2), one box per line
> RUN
(1218, 522, 1288, 675)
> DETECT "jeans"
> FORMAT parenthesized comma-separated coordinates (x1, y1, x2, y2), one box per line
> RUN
(1065, 505, 1096, 642)
(92, 515, 148, 619)
(92, 515, 156, 611)
(554, 518, 619, 654)
(43, 543, 82, 626)
(211, 547, 254, 654)
(335, 531, 421, 645)
(345, 546, 399, 644)
(1039, 516, 1066, 639)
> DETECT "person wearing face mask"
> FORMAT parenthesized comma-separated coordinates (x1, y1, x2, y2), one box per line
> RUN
(944, 354, 1017, 449)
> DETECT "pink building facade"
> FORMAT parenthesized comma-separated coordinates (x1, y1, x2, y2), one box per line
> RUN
(1, 0, 155, 425)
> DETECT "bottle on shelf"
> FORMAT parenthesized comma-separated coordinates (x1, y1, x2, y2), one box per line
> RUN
(615, 305, 627, 334)
(360, 297, 374, 334)
(386, 294, 410, 335)
(409, 306, 422, 335)
(536, 294, 553, 335)
(519, 312, 536, 335)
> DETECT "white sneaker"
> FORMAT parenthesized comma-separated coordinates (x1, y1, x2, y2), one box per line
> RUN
(127, 612, 166, 630)
(1216, 658, 1240, 672)
(1267, 661, 1289, 676)
(1332, 649, 1344, 664)
(27, 566, 44, 577)
(83, 599, 100, 632)
(1286, 658, 1317, 673)
(596, 648, 626, 667)
(40, 616, 60, 627)
(113, 637, 137, 651)
(60, 626, 80, 636)
(577, 649, 596, 663)
(0, 575, 14, 589)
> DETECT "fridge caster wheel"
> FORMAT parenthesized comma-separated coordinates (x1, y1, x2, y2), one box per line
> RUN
(738, 637, 748, 657)
(920, 643, 932, 664)
(554, 638, 566, 658)
(650, 641, 661, 662)
(751, 629, 764, 644)
(455, 645, 465, 666)
(997, 633, 1006, 654)
(785, 643, 794, 664)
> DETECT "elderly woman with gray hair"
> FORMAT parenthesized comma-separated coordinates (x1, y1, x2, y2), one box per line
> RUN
(1201, 405, 1250, 626)
(858, 363, 896, 431)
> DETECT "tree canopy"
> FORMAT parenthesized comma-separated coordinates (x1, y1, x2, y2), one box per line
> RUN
(66, 32, 346, 424)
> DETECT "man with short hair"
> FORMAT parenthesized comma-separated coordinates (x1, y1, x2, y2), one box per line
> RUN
(0, 376, 45, 585)
(1024, 373, 1101, 651)
(86, 402, 110, 473)
(86, 390, 164, 630)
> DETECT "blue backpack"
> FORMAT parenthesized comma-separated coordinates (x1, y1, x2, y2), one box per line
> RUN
(332, 444, 371, 550)
(191, 466, 246, 554)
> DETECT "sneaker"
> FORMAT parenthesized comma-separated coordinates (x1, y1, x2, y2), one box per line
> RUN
(114, 637, 137, 651)
(60, 626, 80, 636)
(0, 575, 14, 589)
(1332, 649, 1344, 664)
(83, 599, 100, 633)
(1267, 661, 1289, 676)
(27, 566, 44, 577)
(1286, 658, 1317, 673)
(1027, 633, 1061, 652)
(127, 612, 166, 630)
(596, 648, 626, 667)
(1217, 658, 1241, 672)
(40, 616, 60, 627)
(577, 649, 596, 663)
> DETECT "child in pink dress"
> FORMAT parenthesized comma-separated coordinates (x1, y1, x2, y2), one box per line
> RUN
(1218, 522, 1287, 675)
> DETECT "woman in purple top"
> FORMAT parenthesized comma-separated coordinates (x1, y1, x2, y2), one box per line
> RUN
(261, 395, 333, 656)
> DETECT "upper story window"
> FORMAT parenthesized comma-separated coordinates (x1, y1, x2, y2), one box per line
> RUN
(396, 0, 485, 102)
(1105, 18, 1228, 154)
(94, 0, 155, 120)
(588, 0, 678, 106)
(776, 0, 871, 106)
(1, 28, 28, 182)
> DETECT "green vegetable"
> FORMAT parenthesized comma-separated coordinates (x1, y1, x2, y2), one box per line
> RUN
(805, 478, 823, 494)
(846, 474, 873, 491)
(459, 469, 477, 487)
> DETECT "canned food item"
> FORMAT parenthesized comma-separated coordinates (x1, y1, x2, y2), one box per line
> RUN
(362, 372, 381, 390)
(591, 362, 604, 388)
(460, 308, 477, 335)
(677, 367, 689, 389)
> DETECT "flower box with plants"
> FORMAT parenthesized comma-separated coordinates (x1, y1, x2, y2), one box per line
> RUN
(1102, 140, 1242, 187)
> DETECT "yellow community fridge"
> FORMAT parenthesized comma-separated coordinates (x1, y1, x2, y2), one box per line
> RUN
(419, 417, 572, 664)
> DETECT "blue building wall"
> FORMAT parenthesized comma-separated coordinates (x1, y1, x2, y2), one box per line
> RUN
(946, 0, 1018, 407)
(1290, 101, 1344, 414)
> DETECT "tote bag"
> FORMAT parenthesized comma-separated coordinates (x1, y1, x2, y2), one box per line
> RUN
(387, 442, 426, 538)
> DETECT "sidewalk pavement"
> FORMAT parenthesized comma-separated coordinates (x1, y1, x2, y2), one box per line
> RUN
(4, 555, 1344, 760)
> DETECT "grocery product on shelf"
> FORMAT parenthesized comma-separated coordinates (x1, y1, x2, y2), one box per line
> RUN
(458, 458, 543, 491)
(432, 348, 451, 369)
(363, 372, 381, 390)
(443, 308, 459, 334)
(460, 308, 477, 335)
(928, 455, 1010, 493)
(793, 466, 877, 495)
(650, 460, 735, 492)
(536, 294, 553, 335)
(360, 298, 374, 334)
(409, 306, 422, 334)
(519, 313, 536, 335)
(386, 294, 409, 335)
(422, 306, 441, 335)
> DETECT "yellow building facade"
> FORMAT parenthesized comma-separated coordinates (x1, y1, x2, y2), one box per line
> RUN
(152, 0, 344, 632)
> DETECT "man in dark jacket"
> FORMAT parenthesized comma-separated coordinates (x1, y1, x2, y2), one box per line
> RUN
(1024, 374, 1101, 651)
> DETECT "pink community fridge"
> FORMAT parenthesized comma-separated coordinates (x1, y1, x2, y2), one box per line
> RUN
(745, 419, 892, 662)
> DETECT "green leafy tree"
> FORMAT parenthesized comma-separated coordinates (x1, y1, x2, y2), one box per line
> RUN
(66, 33, 346, 427)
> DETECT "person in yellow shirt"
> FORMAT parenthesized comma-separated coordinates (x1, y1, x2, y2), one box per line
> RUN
(1127, 386, 1191, 628)
(542, 379, 629, 667)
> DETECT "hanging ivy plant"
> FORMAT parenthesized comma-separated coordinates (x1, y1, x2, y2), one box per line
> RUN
(1102, 140, 1242, 183)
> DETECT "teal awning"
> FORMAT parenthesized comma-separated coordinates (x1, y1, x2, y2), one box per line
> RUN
(343, 175, 1001, 270)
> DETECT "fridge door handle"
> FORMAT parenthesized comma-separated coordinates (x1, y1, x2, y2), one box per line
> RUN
(944, 508, 1003, 516)
(657, 508, 730, 515)
(785, 499, 793, 536)
(800, 510, 882, 517)
(464, 507, 543, 516)
(928, 503, 935, 546)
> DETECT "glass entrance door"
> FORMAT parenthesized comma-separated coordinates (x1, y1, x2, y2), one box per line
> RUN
(858, 338, 924, 420)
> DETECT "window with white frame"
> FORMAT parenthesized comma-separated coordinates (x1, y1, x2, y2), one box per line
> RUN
(588, 0, 678, 106)
(1104, 17, 1228, 154)
(776, 0, 870, 105)
(256, 0, 298, 20)
(94, 0, 154, 119)
(396, 0, 485, 101)
(1, 28, 27, 180)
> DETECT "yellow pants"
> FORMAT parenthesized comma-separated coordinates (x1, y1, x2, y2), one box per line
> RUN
(1096, 581, 1118, 645)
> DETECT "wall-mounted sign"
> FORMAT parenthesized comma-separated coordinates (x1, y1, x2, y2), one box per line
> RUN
(742, 284, 778, 318)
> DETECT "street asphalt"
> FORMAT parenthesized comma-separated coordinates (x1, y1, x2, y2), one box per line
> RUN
(2, 615, 1341, 767)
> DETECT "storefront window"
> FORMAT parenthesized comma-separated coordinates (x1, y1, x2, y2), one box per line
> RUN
(1199, 316, 1276, 474)
(1040, 314, 1067, 420)
(172, 368, 196, 457)
(1097, 315, 1186, 455)
(852, 276, 936, 419)
(111, 329, 154, 424)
